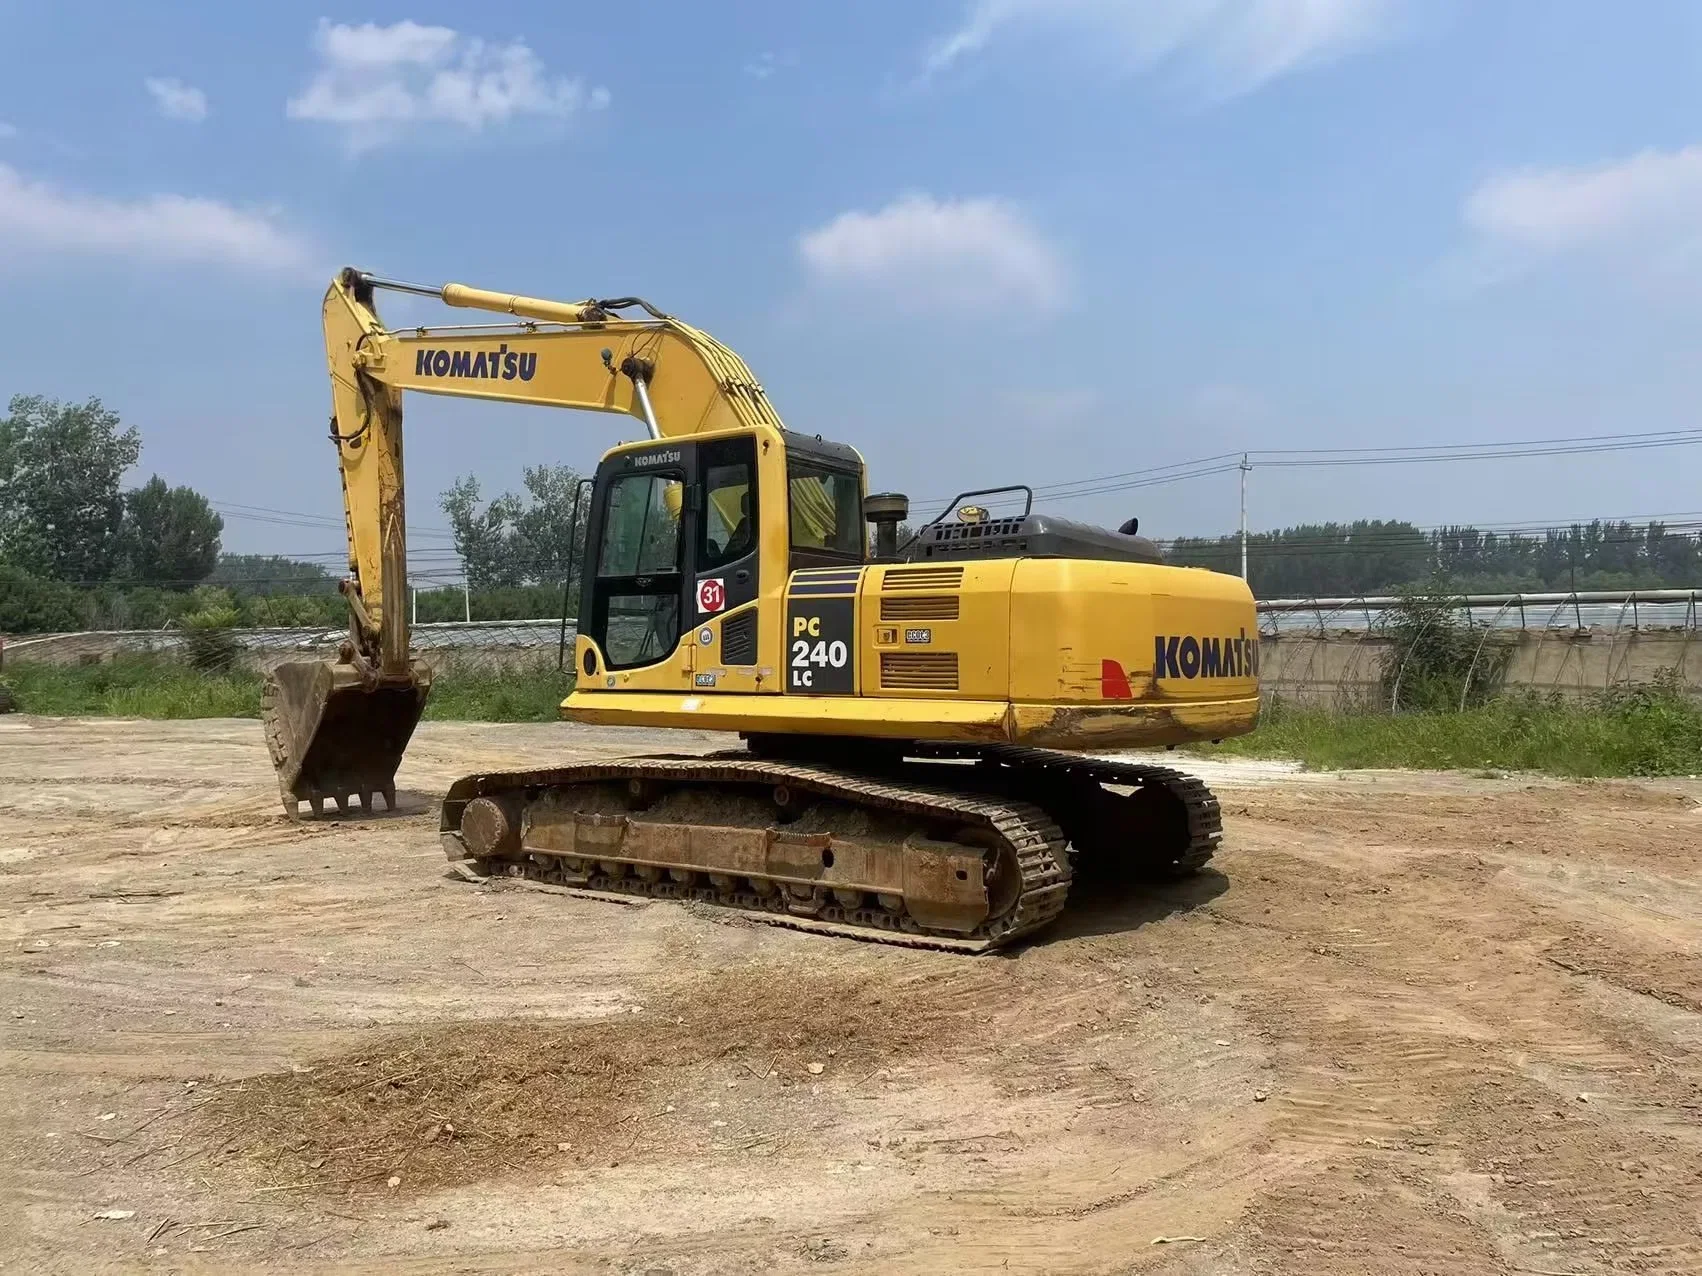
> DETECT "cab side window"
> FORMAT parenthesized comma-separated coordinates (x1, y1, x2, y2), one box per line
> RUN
(699, 439, 757, 571)
(788, 464, 862, 560)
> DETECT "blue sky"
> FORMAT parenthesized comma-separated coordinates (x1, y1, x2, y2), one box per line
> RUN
(3, 1, 1702, 571)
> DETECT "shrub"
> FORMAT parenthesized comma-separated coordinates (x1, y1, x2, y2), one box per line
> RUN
(179, 586, 244, 672)
(1381, 587, 1511, 711)
(0, 563, 84, 633)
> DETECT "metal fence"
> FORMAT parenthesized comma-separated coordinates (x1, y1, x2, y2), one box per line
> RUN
(1256, 589, 1702, 709)
(4, 587, 1699, 707)
(0, 617, 577, 679)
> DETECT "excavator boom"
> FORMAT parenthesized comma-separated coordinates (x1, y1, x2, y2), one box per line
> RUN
(267, 268, 791, 815)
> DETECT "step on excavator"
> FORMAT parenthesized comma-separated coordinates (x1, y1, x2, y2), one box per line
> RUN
(262, 268, 1262, 951)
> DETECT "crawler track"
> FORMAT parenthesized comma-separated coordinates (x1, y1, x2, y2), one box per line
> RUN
(921, 745, 1224, 880)
(440, 747, 1221, 952)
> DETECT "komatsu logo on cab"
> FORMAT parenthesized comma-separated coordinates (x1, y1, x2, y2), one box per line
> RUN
(1154, 630, 1259, 680)
(413, 345, 537, 382)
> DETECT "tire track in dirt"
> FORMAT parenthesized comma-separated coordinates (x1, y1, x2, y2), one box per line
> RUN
(5, 721, 1702, 1274)
(1203, 785, 1702, 1275)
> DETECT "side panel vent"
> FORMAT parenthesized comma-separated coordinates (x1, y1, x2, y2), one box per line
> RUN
(931, 518, 1026, 542)
(879, 595, 960, 622)
(882, 566, 965, 591)
(720, 609, 757, 664)
(880, 651, 959, 691)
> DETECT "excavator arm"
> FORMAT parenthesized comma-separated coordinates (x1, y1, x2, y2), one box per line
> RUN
(324, 268, 784, 670)
(265, 268, 789, 816)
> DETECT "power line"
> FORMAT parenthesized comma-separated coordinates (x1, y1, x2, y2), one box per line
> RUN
(909, 427, 1702, 511)
(1257, 435, 1702, 467)
(1251, 426, 1699, 457)
(225, 513, 1702, 572)
(210, 426, 1702, 555)
(210, 501, 459, 543)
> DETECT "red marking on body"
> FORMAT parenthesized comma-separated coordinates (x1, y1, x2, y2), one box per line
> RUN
(1100, 659, 1133, 699)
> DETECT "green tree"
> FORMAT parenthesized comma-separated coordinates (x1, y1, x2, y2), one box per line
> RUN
(1166, 516, 1702, 597)
(511, 465, 591, 586)
(440, 465, 590, 590)
(0, 563, 85, 633)
(0, 396, 141, 582)
(211, 554, 339, 598)
(440, 476, 522, 588)
(118, 476, 224, 584)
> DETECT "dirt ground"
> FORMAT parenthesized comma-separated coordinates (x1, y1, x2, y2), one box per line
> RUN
(3, 716, 1701, 1275)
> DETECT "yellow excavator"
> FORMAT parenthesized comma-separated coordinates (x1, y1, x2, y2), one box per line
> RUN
(262, 268, 1261, 950)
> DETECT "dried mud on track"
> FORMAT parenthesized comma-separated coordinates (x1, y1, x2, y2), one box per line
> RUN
(2, 717, 1701, 1275)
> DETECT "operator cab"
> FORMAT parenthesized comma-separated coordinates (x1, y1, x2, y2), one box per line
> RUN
(576, 427, 867, 677)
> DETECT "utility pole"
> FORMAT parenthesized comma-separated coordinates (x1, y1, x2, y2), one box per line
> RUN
(463, 575, 471, 624)
(1239, 453, 1252, 582)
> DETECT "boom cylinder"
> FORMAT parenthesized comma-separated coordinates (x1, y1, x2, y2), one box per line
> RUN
(353, 272, 610, 327)
(439, 282, 609, 326)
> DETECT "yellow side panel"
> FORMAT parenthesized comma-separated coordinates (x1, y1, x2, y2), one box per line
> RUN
(859, 561, 1013, 700)
(1009, 560, 1259, 705)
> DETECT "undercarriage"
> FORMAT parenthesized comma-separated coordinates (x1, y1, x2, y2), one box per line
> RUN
(439, 743, 1221, 952)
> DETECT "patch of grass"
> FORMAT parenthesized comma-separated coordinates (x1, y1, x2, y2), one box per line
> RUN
(0, 656, 263, 719)
(1205, 681, 1702, 778)
(0, 658, 576, 723)
(420, 665, 577, 722)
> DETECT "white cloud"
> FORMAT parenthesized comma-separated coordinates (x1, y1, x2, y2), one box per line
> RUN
(922, 0, 1405, 99)
(1465, 146, 1702, 252)
(798, 194, 1069, 314)
(145, 77, 209, 122)
(0, 163, 313, 272)
(1453, 145, 1702, 287)
(743, 51, 797, 80)
(286, 19, 608, 150)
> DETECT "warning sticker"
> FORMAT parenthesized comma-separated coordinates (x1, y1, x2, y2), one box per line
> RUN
(696, 578, 726, 614)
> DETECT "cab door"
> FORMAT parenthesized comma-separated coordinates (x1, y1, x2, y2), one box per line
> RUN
(579, 433, 764, 680)
(691, 434, 760, 664)
(580, 453, 690, 674)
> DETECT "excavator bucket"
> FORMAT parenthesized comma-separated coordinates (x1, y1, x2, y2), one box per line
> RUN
(262, 659, 432, 819)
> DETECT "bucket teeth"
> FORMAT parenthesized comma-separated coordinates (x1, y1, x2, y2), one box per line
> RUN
(276, 786, 400, 820)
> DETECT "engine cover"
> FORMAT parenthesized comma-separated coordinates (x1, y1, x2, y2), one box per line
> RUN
(901, 513, 1164, 565)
